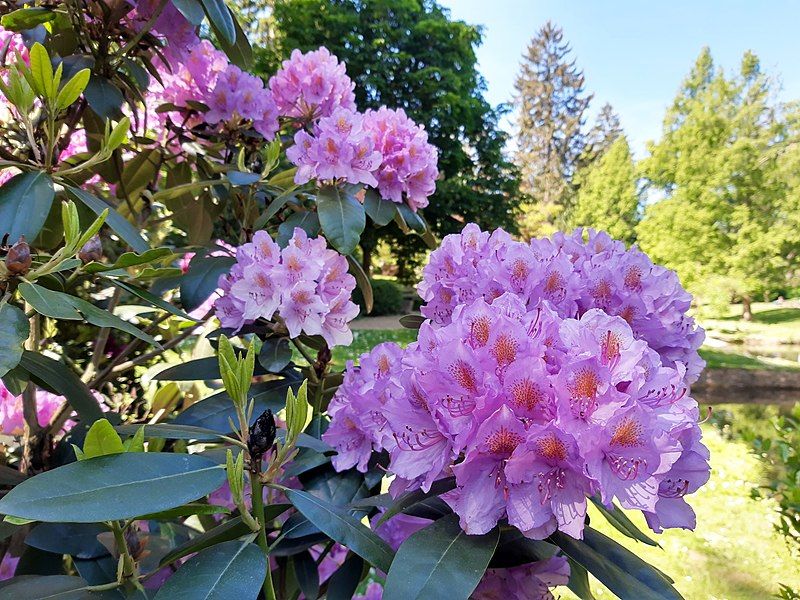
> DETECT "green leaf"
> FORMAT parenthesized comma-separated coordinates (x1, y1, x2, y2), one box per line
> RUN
(209, 10, 253, 69)
(110, 280, 196, 321)
(285, 488, 394, 573)
(399, 314, 425, 329)
(154, 540, 266, 600)
(258, 337, 292, 373)
(0, 304, 28, 378)
(382, 514, 498, 600)
(119, 149, 160, 199)
(0, 171, 55, 241)
(56, 68, 91, 111)
(346, 255, 372, 314)
(0, 575, 119, 599)
(19, 351, 104, 423)
(170, 0, 205, 25)
(293, 551, 319, 600)
(83, 76, 124, 120)
(0, 465, 26, 486)
(0, 453, 226, 523)
(179, 255, 235, 312)
(199, 0, 235, 45)
(25, 523, 109, 559)
(65, 186, 149, 253)
(115, 423, 225, 441)
(277, 211, 320, 246)
(326, 554, 366, 600)
(566, 558, 596, 600)
(551, 527, 683, 600)
(67, 296, 158, 346)
(137, 503, 230, 521)
(159, 516, 249, 567)
(84, 247, 173, 273)
(590, 496, 660, 547)
(0, 7, 57, 30)
(316, 186, 366, 254)
(28, 42, 54, 100)
(363, 189, 396, 226)
(18, 283, 82, 320)
(395, 203, 425, 233)
(374, 477, 455, 527)
(82, 419, 124, 459)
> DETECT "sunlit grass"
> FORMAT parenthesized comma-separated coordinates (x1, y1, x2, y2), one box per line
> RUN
(702, 302, 800, 345)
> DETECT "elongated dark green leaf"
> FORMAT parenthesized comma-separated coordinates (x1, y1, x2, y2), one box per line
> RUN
(326, 554, 365, 600)
(18, 283, 82, 320)
(293, 551, 319, 600)
(395, 203, 425, 233)
(488, 528, 558, 568)
(363, 189, 396, 226)
(74, 556, 118, 588)
(83, 248, 173, 273)
(0, 575, 119, 599)
(65, 186, 149, 253)
(154, 540, 266, 600)
(179, 255, 235, 312)
(382, 514, 498, 600)
(277, 211, 320, 246)
(551, 527, 683, 600)
(258, 337, 292, 373)
(210, 9, 253, 68)
(172, 381, 295, 432)
(170, 0, 204, 24)
(590, 496, 660, 547)
(159, 516, 247, 567)
(0, 465, 25, 486)
(375, 477, 456, 527)
(316, 186, 365, 255)
(19, 351, 104, 423)
(285, 488, 394, 573)
(67, 296, 157, 346)
(83, 76, 124, 120)
(346, 255, 372, 314)
(138, 503, 230, 521)
(567, 558, 596, 600)
(199, 0, 235, 44)
(0, 171, 54, 241)
(120, 149, 160, 199)
(0, 453, 225, 523)
(0, 304, 28, 378)
(25, 523, 109, 559)
(399, 314, 425, 329)
(110, 280, 196, 321)
(115, 423, 224, 441)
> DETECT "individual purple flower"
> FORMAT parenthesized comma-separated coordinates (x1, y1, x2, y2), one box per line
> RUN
(362, 107, 439, 210)
(269, 47, 356, 121)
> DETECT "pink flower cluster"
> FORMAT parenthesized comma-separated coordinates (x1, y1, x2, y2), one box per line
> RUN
(363, 107, 439, 211)
(287, 108, 382, 186)
(0, 381, 69, 436)
(269, 47, 356, 121)
(418, 225, 705, 383)
(325, 226, 710, 546)
(214, 229, 359, 347)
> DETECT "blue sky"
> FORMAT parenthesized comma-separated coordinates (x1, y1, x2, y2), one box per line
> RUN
(439, 0, 800, 156)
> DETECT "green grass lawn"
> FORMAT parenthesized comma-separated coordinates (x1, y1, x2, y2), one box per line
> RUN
(701, 302, 800, 345)
(699, 347, 800, 370)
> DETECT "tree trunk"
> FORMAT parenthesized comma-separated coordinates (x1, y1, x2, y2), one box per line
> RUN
(742, 296, 753, 321)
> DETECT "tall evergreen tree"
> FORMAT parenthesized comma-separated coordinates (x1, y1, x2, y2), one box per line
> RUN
(568, 136, 638, 243)
(261, 0, 522, 278)
(514, 21, 592, 237)
(637, 49, 793, 319)
(581, 102, 623, 166)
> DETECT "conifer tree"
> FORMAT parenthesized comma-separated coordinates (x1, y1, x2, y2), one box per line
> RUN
(514, 21, 592, 236)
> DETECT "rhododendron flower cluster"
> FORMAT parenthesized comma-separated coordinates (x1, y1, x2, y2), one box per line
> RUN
(287, 108, 382, 186)
(362, 107, 439, 210)
(417, 225, 705, 383)
(214, 228, 359, 347)
(1, 381, 70, 436)
(326, 225, 710, 544)
(269, 47, 356, 121)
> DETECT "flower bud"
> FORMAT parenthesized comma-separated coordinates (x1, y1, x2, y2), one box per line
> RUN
(5, 237, 31, 275)
(78, 234, 103, 263)
(248, 409, 276, 460)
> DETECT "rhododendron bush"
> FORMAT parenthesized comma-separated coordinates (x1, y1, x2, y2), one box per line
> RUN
(0, 2, 705, 599)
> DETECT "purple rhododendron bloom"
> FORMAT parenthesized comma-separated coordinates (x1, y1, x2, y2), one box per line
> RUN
(213, 229, 359, 346)
(326, 224, 710, 544)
